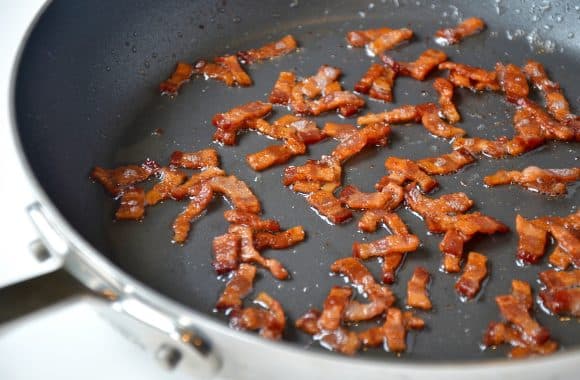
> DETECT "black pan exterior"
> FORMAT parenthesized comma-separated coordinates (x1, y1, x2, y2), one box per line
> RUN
(14, 0, 579, 361)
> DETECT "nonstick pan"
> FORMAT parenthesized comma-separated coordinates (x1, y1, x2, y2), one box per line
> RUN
(11, 0, 579, 377)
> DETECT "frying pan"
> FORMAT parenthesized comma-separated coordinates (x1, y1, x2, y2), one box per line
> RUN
(10, 0, 579, 378)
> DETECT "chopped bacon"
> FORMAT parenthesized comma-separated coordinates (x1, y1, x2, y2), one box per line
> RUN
(285, 117, 326, 144)
(433, 77, 460, 123)
(549, 246, 573, 270)
(115, 187, 145, 220)
(283, 156, 341, 190)
(385, 157, 437, 193)
(193, 55, 252, 87)
(318, 286, 352, 331)
(359, 308, 425, 352)
(405, 186, 474, 217)
(170, 167, 225, 200)
(145, 167, 187, 206)
(307, 91, 365, 117)
(496, 63, 529, 103)
(435, 17, 486, 45)
(366, 28, 414, 56)
(169, 149, 219, 169)
(238, 34, 298, 64)
(357, 204, 404, 233)
(215, 263, 256, 312)
(517, 98, 577, 141)
(483, 322, 558, 358)
(269, 71, 296, 105)
(172, 183, 214, 243)
(406, 267, 432, 310)
(229, 225, 288, 280)
(346, 27, 393, 47)
(208, 175, 261, 214)
(539, 269, 580, 317)
(357, 104, 420, 126)
(323, 122, 357, 140)
(332, 123, 390, 162)
(307, 190, 352, 224)
(515, 214, 549, 264)
(539, 270, 580, 289)
(212, 233, 241, 274)
(246, 144, 300, 171)
(223, 210, 280, 232)
(212, 101, 273, 144)
(429, 212, 509, 236)
(296, 309, 361, 355)
(439, 61, 499, 91)
(416, 148, 475, 175)
(353, 234, 419, 260)
(382, 254, 405, 285)
(331, 258, 395, 321)
(549, 226, 579, 264)
(253, 226, 305, 250)
(455, 252, 488, 299)
(229, 292, 286, 340)
(90, 160, 159, 195)
(159, 62, 194, 95)
(355, 63, 396, 102)
(484, 166, 580, 196)
(384, 49, 447, 81)
(416, 103, 466, 138)
(523, 60, 575, 123)
(339, 185, 391, 210)
(301, 65, 342, 98)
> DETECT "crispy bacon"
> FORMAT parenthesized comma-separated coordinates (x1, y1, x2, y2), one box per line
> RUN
(353, 233, 419, 260)
(384, 49, 447, 81)
(539, 270, 580, 289)
(307, 190, 352, 224)
(300, 65, 342, 98)
(172, 183, 214, 243)
(523, 60, 575, 123)
(405, 186, 474, 217)
(169, 149, 219, 169)
(307, 91, 365, 117)
(359, 308, 425, 352)
(517, 98, 576, 141)
(339, 185, 391, 210)
(229, 292, 286, 340)
(484, 166, 580, 196)
(90, 160, 159, 196)
(115, 187, 145, 220)
(223, 210, 280, 232)
(439, 61, 499, 91)
(159, 62, 194, 95)
(429, 212, 509, 236)
(332, 123, 390, 162)
(193, 55, 252, 87)
(283, 156, 341, 190)
(145, 167, 187, 205)
(285, 117, 326, 144)
(357, 205, 404, 233)
(435, 17, 486, 45)
(246, 144, 300, 171)
(269, 71, 296, 105)
(483, 322, 558, 358)
(212, 101, 273, 143)
(212, 233, 241, 274)
(515, 214, 549, 264)
(455, 252, 487, 299)
(549, 246, 573, 270)
(357, 104, 420, 126)
(323, 122, 357, 140)
(406, 267, 432, 310)
(366, 28, 414, 56)
(355, 63, 396, 102)
(229, 225, 288, 280)
(385, 157, 437, 193)
(416, 148, 474, 175)
(208, 175, 261, 214)
(296, 309, 361, 355)
(539, 269, 580, 317)
(215, 263, 256, 312)
(238, 34, 298, 64)
(511, 279, 533, 311)
(549, 226, 580, 265)
(318, 286, 352, 331)
(346, 27, 393, 47)
(433, 77, 460, 123)
(170, 167, 225, 200)
(416, 103, 466, 138)
(253, 226, 305, 250)
(496, 63, 529, 103)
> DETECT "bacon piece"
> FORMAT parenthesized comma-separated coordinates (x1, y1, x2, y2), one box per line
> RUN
(172, 183, 214, 243)
(357, 204, 405, 233)
(246, 144, 299, 171)
(339, 185, 390, 210)
(416, 103, 466, 138)
(223, 210, 280, 232)
(212, 233, 241, 274)
(435, 17, 486, 45)
(539, 270, 580, 289)
(253, 226, 305, 250)
(359, 308, 424, 352)
(169, 149, 219, 169)
(90, 160, 159, 196)
(515, 214, 548, 264)
(483, 322, 558, 358)
(285, 117, 326, 144)
(455, 252, 488, 299)
(385, 157, 437, 193)
(355, 63, 396, 102)
(439, 61, 499, 91)
(283, 156, 341, 190)
(366, 28, 414, 56)
(405, 186, 474, 217)
(269, 71, 296, 105)
(307, 91, 365, 117)
(346, 27, 393, 47)
(384, 49, 447, 81)
(193, 55, 252, 87)
(332, 123, 391, 162)
(229, 292, 286, 340)
(208, 176, 260, 214)
(549, 246, 573, 270)
(215, 263, 256, 312)
(433, 77, 460, 123)
(517, 98, 576, 141)
(496, 63, 529, 103)
(429, 212, 509, 236)
(406, 267, 432, 310)
(300, 65, 342, 98)
(296, 309, 361, 355)
(323, 122, 357, 140)
(549, 226, 580, 264)
(416, 148, 474, 175)
(212, 101, 273, 143)
(539, 269, 580, 317)
(511, 279, 533, 310)
(318, 286, 352, 331)
(159, 62, 194, 95)
(523, 60, 575, 123)
(484, 166, 580, 196)
(229, 225, 288, 280)
(307, 190, 352, 224)
(331, 258, 395, 321)
(238, 34, 298, 64)
(145, 167, 188, 206)
(115, 187, 145, 220)
(353, 234, 419, 260)
(170, 167, 225, 200)
(357, 104, 420, 126)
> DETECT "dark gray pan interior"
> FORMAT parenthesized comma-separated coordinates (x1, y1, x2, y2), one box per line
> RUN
(14, 0, 579, 361)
